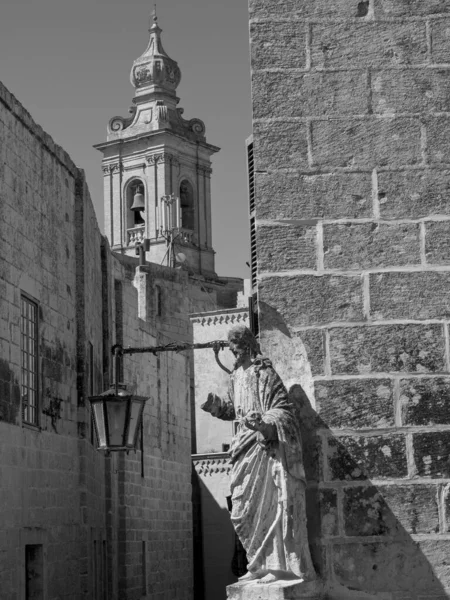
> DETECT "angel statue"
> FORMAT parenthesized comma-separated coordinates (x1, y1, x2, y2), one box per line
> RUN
(202, 325, 316, 584)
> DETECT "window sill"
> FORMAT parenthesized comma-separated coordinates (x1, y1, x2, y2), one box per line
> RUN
(22, 422, 41, 432)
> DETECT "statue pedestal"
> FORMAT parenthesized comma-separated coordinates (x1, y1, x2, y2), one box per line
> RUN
(226, 579, 325, 600)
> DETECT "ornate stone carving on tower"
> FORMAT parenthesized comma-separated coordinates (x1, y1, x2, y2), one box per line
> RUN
(94, 11, 219, 276)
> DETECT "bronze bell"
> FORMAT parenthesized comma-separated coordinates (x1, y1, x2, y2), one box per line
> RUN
(131, 187, 145, 212)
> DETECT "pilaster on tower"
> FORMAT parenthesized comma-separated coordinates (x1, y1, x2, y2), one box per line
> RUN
(94, 12, 219, 277)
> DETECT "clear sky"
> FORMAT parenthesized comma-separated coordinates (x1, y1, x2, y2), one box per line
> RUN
(0, 0, 252, 279)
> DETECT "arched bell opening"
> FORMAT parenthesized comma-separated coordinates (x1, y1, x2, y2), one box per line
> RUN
(125, 178, 146, 246)
(179, 180, 195, 232)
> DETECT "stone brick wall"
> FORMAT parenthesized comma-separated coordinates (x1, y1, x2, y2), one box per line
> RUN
(0, 80, 196, 600)
(114, 260, 195, 600)
(0, 80, 89, 600)
(249, 1, 450, 596)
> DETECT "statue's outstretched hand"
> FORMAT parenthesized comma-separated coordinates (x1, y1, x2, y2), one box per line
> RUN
(201, 393, 222, 418)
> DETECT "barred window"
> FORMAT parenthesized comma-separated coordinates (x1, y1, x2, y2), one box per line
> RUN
(21, 295, 38, 425)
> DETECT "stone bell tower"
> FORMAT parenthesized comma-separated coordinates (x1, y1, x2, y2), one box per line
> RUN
(95, 12, 219, 276)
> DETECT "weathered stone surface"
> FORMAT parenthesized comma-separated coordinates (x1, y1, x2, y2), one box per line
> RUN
(302, 430, 324, 483)
(295, 329, 325, 377)
(250, 21, 306, 70)
(315, 379, 394, 429)
(259, 275, 363, 327)
(255, 171, 372, 220)
(328, 435, 408, 481)
(425, 221, 450, 264)
(427, 117, 450, 164)
(257, 224, 317, 272)
(416, 540, 450, 589)
(377, 169, 450, 219)
(311, 119, 422, 168)
(311, 22, 427, 69)
(401, 378, 450, 426)
(344, 484, 439, 537)
(413, 432, 450, 477)
(375, 0, 450, 15)
(252, 71, 368, 120)
(344, 486, 397, 537)
(443, 483, 450, 532)
(250, 0, 372, 19)
(307, 487, 338, 538)
(323, 223, 420, 270)
(370, 272, 450, 320)
(379, 484, 440, 535)
(254, 122, 308, 171)
(330, 324, 446, 375)
(332, 540, 448, 593)
(227, 579, 324, 600)
(431, 18, 450, 64)
(372, 69, 450, 115)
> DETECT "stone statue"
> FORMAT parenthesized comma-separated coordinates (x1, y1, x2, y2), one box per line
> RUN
(202, 325, 316, 584)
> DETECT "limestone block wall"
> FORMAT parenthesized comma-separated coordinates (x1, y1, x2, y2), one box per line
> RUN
(0, 81, 92, 600)
(249, 1, 450, 596)
(0, 79, 196, 600)
(114, 260, 195, 600)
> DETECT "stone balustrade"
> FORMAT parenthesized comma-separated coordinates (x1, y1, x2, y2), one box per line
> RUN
(127, 225, 145, 246)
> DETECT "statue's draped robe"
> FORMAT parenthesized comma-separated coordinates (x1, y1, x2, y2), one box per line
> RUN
(216, 358, 315, 579)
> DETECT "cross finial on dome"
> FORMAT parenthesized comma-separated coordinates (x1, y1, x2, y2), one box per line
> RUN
(149, 4, 158, 31)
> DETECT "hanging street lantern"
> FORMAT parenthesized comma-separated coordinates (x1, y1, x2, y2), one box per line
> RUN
(88, 341, 229, 453)
(90, 385, 147, 452)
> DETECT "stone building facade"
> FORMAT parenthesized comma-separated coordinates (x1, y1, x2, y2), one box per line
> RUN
(0, 77, 199, 599)
(0, 15, 243, 600)
(249, 0, 450, 597)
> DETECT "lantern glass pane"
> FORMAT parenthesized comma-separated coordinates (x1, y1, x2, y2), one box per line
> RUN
(106, 400, 128, 447)
(92, 402, 107, 448)
(127, 400, 143, 447)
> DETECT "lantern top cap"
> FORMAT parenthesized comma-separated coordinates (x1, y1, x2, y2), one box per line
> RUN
(93, 385, 131, 399)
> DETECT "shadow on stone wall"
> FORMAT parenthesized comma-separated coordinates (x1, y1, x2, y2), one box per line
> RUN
(192, 468, 238, 600)
(294, 385, 448, 599)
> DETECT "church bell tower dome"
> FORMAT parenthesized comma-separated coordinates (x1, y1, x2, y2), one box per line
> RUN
(130, 11, 181, 101)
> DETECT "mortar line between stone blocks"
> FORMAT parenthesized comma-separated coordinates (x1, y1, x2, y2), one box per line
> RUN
(420, 221, 427, 266)
(305, 23, 312, 71)
(444, 322, 450, 373)
(336, 487, 345, 538)
(321, 432, 330, 483)
(438, 483, 446, 534)
(426, 19, 433, 65)
(420, 122, 428, 166)
(315, 372, 450, 381)
(393, 378, 401, 427)
(363, 273, 370, 320)
(324, 329, 331, 377)
(372, 168, 380, 219)
(405, 433, 417, 479)
(316, 221, 324, 273)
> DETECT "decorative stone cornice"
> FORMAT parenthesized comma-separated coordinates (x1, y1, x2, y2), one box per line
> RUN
(192, 455, 231, 476)
(146, 152, 177, 165)
(102, 163, 121, 175)
(191, 311, 248, 327)
(156, 152, 173, 164)
(196, 165, 213, 177)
